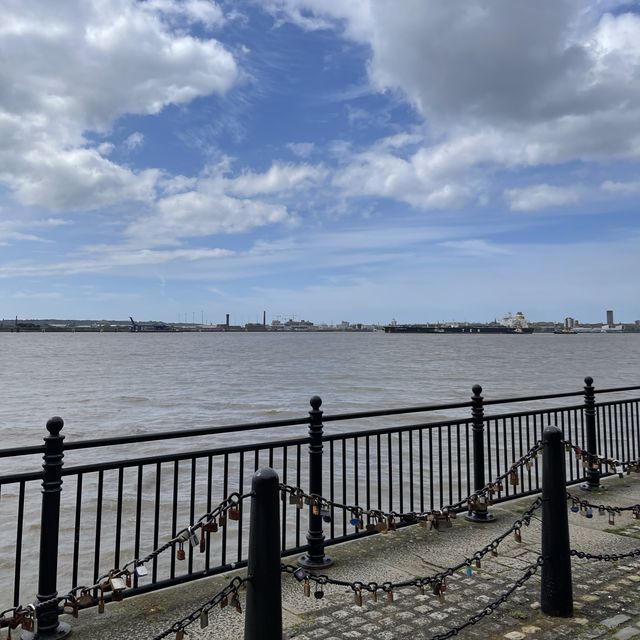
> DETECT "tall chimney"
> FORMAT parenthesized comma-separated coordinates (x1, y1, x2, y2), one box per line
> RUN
(226, 313, 230, 327)
(263, 310, 266, 326)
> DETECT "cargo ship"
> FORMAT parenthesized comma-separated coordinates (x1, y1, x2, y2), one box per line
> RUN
(384, 312, 534, 334)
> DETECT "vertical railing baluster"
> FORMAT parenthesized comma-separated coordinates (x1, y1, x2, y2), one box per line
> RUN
(93, 470, 104, 585)
(72, 474, 83, 590)
(281, 446, 288, 551)
(114, 468, 124, 571)
(342, 439, 348, 535)
(206, 455, 213, 570)
(14, 481, 25, 608)
(419, 429, 425, 512)
(376, 434, 382, 510)
(170, 461, 179, 579)
(329, 439, 335, 539)
(151, 464, 160, 582)
(299, 396, 332, 568)
(133, 466, 143, 589)
(428, 429, 434, 510)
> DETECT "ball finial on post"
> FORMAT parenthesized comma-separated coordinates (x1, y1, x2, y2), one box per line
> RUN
(46, 416, 64, 436)
(310, 396, 322, 411)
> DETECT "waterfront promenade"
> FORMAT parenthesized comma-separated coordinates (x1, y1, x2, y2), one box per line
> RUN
(67, 472, 640, 639)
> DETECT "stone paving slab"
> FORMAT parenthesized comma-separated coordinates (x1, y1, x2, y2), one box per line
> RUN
(65, 474, 640, 639)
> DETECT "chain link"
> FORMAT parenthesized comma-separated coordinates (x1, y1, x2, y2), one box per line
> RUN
(282, 497, 542, 598)
(150, 576, 248, 640)
(430, 556, 544, 639)
(281, 441, 545, 529)
(24, 490, 253, 619)
(571, 548, 640, 561)
(562, 442, 640, 476)
(566, 491, 640, 516)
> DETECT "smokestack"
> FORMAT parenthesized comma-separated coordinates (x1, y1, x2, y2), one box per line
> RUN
(226, 313, 230, 327)
(263, 310, 266, 326)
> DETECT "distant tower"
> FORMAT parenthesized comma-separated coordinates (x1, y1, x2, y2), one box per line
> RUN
(263, 310, 266, 326)
(226, 313, 230, 327)
(606, 310, 614, 327)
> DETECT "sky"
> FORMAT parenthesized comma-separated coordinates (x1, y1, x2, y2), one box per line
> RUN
(1, 0, 639, 325)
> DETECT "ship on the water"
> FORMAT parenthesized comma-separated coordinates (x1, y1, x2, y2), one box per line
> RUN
(384, 311, 534, 334)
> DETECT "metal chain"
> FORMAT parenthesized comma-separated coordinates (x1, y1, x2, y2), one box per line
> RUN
(25, 490, 253, 619)
(429, 556, 544, 640)
(566, 491, 640, 519)
(282, 497, 542, 598)
(562, 441, 640, 475)
(571, 548, 640, 561)
(150, 576, 248, 640)
(281, 441, 545, 528)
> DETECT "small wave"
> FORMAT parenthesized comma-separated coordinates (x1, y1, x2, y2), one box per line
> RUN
(115, 395, 149, 403)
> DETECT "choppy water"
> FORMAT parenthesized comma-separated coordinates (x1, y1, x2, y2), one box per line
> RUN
(1, 331, 638, 445)
(0, 331, 638, 608)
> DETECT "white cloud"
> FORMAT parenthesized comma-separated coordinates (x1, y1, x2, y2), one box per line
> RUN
(0, 244, 235, 277)
(126, 162, 324, 244)
(226, 163, 324, 197)
(270, 2, 640, 211)
(0, 0, 238, 211)
(123, 132, 145, 152)
(142, 0, 226, 29)
(439, 239, 512, 257)
(129, 191, 290, 244)
(601, 180, 640, 196)
(287, 142, 315, 158)
(505, 184, 585, 212)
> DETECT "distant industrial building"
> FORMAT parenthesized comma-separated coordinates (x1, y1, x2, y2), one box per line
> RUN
(607, 310, 614, 327)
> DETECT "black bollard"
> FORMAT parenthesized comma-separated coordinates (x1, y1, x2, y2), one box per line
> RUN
(245, 468, 283, 640)
(298, 396, 333, 568)
(465, 385, 495, 523)
(580, 377, 602, 490)
(541, 425, 573, 617)
(22, 417, 71, 639)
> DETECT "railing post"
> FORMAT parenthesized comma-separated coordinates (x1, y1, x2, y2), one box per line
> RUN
(298, 396, 332, 568)
(541, 425, 573, 617)
(22, 417, 71, 639)
(244, 468, 282, 640)
(581, 376, 602, 490)
(465, 385, 495, 523)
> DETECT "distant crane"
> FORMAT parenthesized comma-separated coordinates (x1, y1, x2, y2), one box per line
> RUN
(129, 316, 139, 332)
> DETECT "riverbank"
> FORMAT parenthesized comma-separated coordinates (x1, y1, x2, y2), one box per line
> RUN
(67, 472, 640, 639)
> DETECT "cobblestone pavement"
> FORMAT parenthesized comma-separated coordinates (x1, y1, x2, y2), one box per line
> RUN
(68, 474, 640, 639)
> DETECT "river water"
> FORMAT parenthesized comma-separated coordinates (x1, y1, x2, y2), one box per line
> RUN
(1, 331, 638, 446)
(0, 331, 638, 608)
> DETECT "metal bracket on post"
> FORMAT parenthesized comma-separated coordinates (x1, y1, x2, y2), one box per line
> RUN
(541, 425, 573, 617)
(465, 385, 495, 523)
(298, 396, 333, 568)
(244, 468, 283, 640)
(22, 417, 71, 640)
(580, 376, 603, 491)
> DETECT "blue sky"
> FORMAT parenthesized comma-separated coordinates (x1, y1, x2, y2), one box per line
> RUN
(1, 0, 639, 324)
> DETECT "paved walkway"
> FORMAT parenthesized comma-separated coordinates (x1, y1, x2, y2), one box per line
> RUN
(69, 474, 640, 639)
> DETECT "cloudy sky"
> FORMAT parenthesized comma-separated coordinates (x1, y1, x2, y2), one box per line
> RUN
(1, 0, 639, 324)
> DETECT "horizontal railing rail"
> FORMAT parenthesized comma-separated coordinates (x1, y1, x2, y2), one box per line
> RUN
(0, 376, 639, 619)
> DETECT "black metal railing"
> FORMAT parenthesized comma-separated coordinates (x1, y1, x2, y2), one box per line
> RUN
(0, 377, 639, 615)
